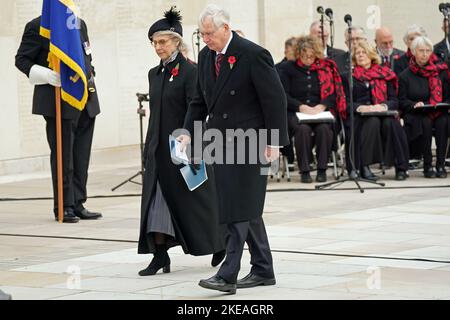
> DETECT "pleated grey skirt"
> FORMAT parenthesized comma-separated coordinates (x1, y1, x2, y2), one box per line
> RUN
(146, 180, 175, 237)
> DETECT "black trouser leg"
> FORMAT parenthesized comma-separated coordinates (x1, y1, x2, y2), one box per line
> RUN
(45, 115, 79, 212)
(73, 110, 96, 210)
(217, 217, 274, 283)
(434, 115, 449, 167)
(296, 124, 313, 173)
(421, 116, 433, 167)
(217, 221, 249, 283)
(360, 116, 382, 167)
(384, 118, 409, 171)
(245, 217, 274, 278)
(381, 117, 395, 167)
(314, 123, 333, 171)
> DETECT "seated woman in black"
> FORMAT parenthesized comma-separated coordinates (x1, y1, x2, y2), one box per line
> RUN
(343, 40, 409, 181)
(278, 35, 346, 183)
(399, 36, 450, 178)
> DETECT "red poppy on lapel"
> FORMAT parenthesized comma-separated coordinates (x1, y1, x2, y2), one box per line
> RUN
(228, 56, 236, 69)
(393, 54, 400, 60)
(169, 63, 180, 82)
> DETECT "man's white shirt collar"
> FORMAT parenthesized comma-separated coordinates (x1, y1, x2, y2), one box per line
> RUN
(217, 32, 233, 56)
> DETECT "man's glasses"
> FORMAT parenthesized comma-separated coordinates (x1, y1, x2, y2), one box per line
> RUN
(199, 25, 224, 38)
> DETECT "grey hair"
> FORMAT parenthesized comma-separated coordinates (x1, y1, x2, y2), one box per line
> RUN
(403, 24, 428, 45)
(310, 20, 320, 31)
(152, 30, 183, 50)
(410, 36, 433, 55)
(345, 26, 367, 39)
(179, 41, 189, 55)
(310, 20, 329, 32)
(198, 4, 230, 29)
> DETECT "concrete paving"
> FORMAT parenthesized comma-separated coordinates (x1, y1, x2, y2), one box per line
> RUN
(1, 149, 450, 300)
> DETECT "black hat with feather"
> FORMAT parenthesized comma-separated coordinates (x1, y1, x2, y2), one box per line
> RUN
(148, 6, 183, 40)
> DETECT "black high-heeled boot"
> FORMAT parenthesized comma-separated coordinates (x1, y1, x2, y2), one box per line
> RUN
(139, 244, 171, 276)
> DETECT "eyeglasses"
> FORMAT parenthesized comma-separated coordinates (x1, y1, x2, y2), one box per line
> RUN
(151, 38, 171, 47)
(200, 30, 217, 38)
(199, 26, 223, 38)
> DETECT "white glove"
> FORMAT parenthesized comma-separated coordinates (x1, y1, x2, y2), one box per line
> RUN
(29, 64, 61, 87)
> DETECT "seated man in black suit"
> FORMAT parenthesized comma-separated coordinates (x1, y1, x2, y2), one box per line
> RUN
(334, 26, 367, 75)
(434, 19, 450, 66)
(309, 20, 345, 60)
(375, 27, 405, 72)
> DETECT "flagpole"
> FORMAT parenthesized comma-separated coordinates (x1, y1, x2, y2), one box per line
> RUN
(52, 56, 64, 224)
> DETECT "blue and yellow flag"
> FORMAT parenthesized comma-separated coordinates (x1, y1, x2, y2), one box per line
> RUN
(40, 0, 88, 110)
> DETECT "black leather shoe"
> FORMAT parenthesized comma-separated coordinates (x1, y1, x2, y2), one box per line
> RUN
(198, 275, 236, 294)
(423, 166, 436, 178)
(236, 273, 276, 289)
(361, 166, 380, 181)
(211, 250, 226, 267)
(316, 170, 327, 183)
(54, 209, 80, 223)
(301, 172, 313, 183)
(74, 208, 102, 220)
(436, 166, 447, 178)
(395, 170, 407, 181)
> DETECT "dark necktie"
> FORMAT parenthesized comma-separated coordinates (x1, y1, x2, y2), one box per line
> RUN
(384, 56, 391, 69)
(215, 53, 225, 78)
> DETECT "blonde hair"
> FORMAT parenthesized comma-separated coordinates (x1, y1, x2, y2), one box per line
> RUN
(295, 35, 324, 60)
(352, 40, 381, 66)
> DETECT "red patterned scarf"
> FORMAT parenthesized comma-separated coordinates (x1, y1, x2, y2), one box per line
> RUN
(353, 64, 398, 105)
(406, 49, 413, 59)
(409, 53, 448, 120)
(297, 58, 347, 119)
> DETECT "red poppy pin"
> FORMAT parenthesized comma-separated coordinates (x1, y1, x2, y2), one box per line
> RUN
(393, 54, 400, 60)
(169, 63, 180, 82)
(228, 56, 236, 69)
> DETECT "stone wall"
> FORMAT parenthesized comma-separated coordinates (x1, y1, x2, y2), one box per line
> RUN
(0, 0, 445, 175)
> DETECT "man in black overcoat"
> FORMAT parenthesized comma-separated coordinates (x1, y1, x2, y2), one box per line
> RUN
(15, 16, 101, 223)
(179, 4, 289, 294)
(434, 20, 450, 66)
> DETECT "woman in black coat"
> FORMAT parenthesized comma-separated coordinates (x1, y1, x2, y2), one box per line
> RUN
(343, 41, 409, 180)
(399, 36, 450, 178)
(278, 36, 346, 183)
(138, 8, 225, 276)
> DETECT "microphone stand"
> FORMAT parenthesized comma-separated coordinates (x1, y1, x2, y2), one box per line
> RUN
(320, 13, 326, 50)
(192, 28, 201, 63)
(445, 9, 450, 62)
(111, 93, 149, 191)
(328, 16, 335, 58)
(316, 22, 385, 193)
